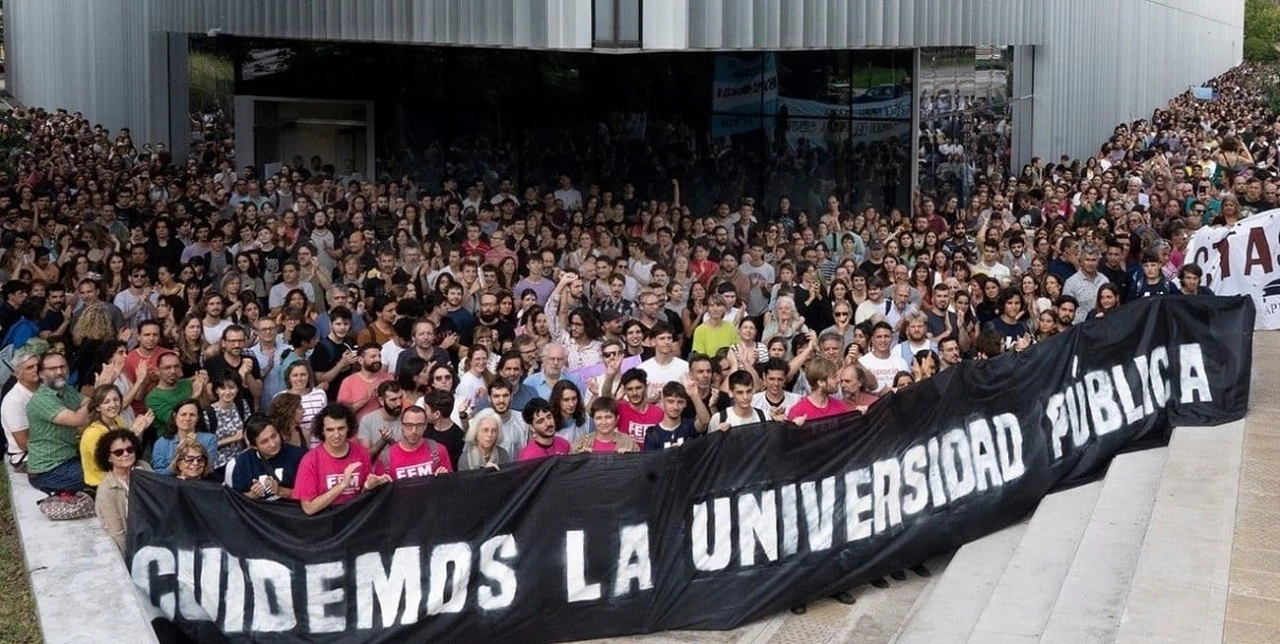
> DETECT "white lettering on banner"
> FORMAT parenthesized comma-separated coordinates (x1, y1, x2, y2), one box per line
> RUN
(1045, 343, 1209, 462)
(135, 536, 524, 633)
(355, 548, 422, 628)
(1188, 211, 1280, 329)
(305, 562, 347, 633)
(125, 343, 1224, 634)
(247, 558, 296, 631)
(688, 414, 1026, 569)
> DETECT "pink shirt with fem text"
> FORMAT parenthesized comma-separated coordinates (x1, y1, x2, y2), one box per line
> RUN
(293, 440, 375, 506)
(376, 440, 454, 480)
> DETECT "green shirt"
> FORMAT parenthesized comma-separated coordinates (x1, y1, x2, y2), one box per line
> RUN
(145, 380, 194, 429)
(25, 385, 83, 474)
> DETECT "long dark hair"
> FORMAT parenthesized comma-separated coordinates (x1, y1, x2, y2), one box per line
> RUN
(550, 380, 586, 428)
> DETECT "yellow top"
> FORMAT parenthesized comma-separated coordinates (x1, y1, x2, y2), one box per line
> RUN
(80, 418, 124, 487)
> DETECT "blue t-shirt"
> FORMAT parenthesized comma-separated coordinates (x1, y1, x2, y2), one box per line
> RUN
(643, 419, 699, 452)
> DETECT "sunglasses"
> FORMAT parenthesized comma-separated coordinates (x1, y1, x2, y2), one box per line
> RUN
(603, 351, 621, 358)
(180, 455, 207, 464)
(110, 446, 135, 457)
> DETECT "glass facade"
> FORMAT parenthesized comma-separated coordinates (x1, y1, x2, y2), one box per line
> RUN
(231, 40, 916, 216)
(917, 46, 1015, 208)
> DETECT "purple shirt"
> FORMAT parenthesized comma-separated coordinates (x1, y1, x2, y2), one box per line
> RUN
(514, 276, 556, 306)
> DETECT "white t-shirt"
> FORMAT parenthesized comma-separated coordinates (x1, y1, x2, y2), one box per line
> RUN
(711, 406, 766, 431)
(455, 372, 488, 408)
(1, 383, 34, 459)
(752, 390, 801, 419)
(203, 318, 233, 346)
(859, 352, 910, 392)
(639, 356, 689, 401)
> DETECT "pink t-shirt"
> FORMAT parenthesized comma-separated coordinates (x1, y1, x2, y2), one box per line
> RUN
(337, 372, 394, 422)
(592, 438, 621, 453)
(293, 440, 374, 505)
(787, 395, 851, 422)
(378, 440, 454, 480)
(617, 400, 663, 445)
(518, 437, 571, 461)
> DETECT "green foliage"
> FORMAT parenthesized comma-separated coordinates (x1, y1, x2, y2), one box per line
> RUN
(188, 51, 234, 113)
(1245, 0, 1280, 62)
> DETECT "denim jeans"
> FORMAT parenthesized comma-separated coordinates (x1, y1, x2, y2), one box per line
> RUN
(28, 458, 85, 493)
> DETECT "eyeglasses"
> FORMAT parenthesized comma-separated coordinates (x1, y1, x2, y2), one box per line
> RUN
(433, 375, 452, 381)
(834, 311, 850, 318)
(110, 446, 135, 457)
(180, 455, 207, 464)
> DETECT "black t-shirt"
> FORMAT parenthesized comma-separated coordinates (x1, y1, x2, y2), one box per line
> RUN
(924, 308, 959, 342)
(984, 316, 1029, 350)
(203, 353, 263, 410)
(310, 336, 354, 402)
(682, 389, 732, 421)
(428, 422, 466, 467)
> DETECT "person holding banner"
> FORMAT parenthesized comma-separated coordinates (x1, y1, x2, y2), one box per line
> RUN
(378, 405, 452, 480)
(229, 415, 305, 501)
(571, 397, 639, 454)
(458, 409, 512, 470)
(294, 404, 389, 515)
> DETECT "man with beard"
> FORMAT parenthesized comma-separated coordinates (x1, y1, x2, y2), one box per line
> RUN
(486, 377, 529, 457)
(146, 351, 211, 429)
(398, 318, 452, 372)
(358, 381, 405, 466)
(337, 343, 393, 422)
(26, 350, 114, 491)
(1, 345, 42, 472)
(379, 405, 453, 480)
(475, 291, 514, 340)
(203, 324, 263, 409)
(517, 398, 569, 461)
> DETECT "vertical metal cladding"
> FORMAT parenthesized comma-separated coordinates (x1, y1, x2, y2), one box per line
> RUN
(3, 0, 1244, 162)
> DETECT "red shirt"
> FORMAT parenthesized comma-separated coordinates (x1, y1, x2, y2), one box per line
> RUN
(293, 440, 374, 506)
(617, 400, 664, 445)
(461, 239, 491, 258)
(690, 259, 720, 286)
(124, 348, 172, 416)
(787, 395, 851, 422)
(337, 371, 393, 422)
(377, 440, 454, 480)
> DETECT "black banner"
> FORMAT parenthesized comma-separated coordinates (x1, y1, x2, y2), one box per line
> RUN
(127, 297, 1254, 643)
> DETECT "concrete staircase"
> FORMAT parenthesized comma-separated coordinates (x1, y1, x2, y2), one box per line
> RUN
(892, 420, 1245, 644)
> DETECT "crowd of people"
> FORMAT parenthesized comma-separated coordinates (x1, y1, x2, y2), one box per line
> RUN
(0, 59, 1272, 611)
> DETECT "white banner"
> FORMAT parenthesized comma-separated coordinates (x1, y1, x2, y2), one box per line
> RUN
(1188, 209, 1280, 329)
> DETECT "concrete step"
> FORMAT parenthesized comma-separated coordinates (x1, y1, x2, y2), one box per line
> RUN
(892, 517, 1032, 644)
(968, 475, 1113, 642)
(1115, 422, 1245, 644)
(1031, 447, 1168, 643)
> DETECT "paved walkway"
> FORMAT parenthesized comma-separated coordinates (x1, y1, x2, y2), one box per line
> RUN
(1225, 330, 1280, 642)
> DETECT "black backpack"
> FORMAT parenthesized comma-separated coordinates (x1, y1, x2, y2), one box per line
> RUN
(202, 398, 252, 438)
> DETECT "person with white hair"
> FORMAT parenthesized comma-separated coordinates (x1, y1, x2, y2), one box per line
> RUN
(1, 342, 43, 472)
(457, 408, 511, 471)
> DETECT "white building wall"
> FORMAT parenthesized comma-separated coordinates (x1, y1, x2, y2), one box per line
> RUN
(3, 0, 1245, 163)
(1032, 0, 1244, 160)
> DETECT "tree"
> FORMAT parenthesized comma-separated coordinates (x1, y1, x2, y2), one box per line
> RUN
(1245, 0, 1280, 61)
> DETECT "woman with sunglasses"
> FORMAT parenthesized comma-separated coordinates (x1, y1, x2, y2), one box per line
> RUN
(171, 439, 215, 481)
(94, 429, 149, 551)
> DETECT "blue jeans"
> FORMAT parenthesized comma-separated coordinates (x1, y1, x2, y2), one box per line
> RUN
(28, 458, 85, 493)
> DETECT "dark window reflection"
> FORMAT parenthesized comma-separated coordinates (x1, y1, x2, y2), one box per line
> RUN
(918, 46, 1014, 210)
(232, 41, 914, 214)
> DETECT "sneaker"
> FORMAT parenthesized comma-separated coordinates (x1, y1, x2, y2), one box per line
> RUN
(910, 564, 932, 578)
(870, 577, 890, 589)
(832, 590, 857, 605)
(790, 605, 807, 615)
